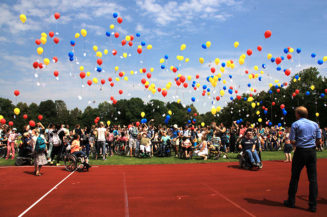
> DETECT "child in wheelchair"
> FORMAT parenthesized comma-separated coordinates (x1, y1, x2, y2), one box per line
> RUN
(71, 134, 91, 170)
(238, 129, 262, 169)
(139, 133, 151, 157)
(159, 131, 171, 157)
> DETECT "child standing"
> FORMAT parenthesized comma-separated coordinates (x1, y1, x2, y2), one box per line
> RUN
(6, 128, 18, 160)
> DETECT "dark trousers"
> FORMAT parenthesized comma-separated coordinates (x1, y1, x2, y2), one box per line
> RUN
(288, 147, 318, 208)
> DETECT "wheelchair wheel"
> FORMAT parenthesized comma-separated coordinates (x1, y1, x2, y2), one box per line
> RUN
(64, 154, 77, 172)
(0, 147, 7, 159)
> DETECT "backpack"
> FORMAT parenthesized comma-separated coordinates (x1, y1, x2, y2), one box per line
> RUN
(35, 136, 46, 153)
(51, 132, 61, 146)
(131, 127, 138, 137)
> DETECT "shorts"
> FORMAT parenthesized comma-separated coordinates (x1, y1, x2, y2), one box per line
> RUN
(140, 145, 151, 153)
(129, 138, 137, 149)
(284, 144, 293, 153)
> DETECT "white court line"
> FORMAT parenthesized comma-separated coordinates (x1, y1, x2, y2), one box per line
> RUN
(203, 184, 256, 217)
(18, 171, 75, 217)
(123, 172, 130, 217)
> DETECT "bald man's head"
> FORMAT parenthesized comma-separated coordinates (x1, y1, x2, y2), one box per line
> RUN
(295, 106, 308, 119)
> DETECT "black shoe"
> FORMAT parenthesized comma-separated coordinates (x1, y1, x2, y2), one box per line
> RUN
(283, 200, 295, 208)
(308, 207, 316, 213)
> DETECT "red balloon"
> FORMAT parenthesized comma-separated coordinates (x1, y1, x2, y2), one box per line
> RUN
(216, 96, 220, 101)
(113, 99, 117, 105)
(23, 114, 28, 119)
(257, 45, 262, 51)
(128, 41, 133, 47)
(101, 79, 105, 85)
(112, 49, 117, 56)
(8, 121, 13, 126)
(114, 32, 119, 38)
(272, 102, 276, 106)
(193, 87, 197, 90)
(35, 39, 41, 45)
(176, 80, 181, 86)
(119, 72, 124, 77)
(53, 71, 59, 77)
(49, 31, 54, 38)
(130, 35, 134, 41)
(194, 113, 197, 117)
(38, 115, 43, 121)
(33, 62, 39, 69)
(121, 40, 126, 46)
(162, 90, 167, 97)
(80, 72, 86, 79)
(264, 30, 272, 39)
(276, 89, 280, 93)
(196, 74, 199, 79)
(183, 83, 188, 88)
(52, 56, 58, 63)
(141, 78, 146, 84)
(29, 120, 36, 127)
(53, 37, 59, 44)
(117, 17, 123, 24)
(262, 106, 265, 110)
(235, 90, 238, 94)
(96, 117, 100, 121)
(275, 57, 282, 65)
(108, 77, 112, 82)
(14, 90, 20, 96)
(325, 89, 327, 94)
(292, 93, 296, 97)
(110, 96, 114, 101)
(110, 82, 114, 87)
(119, 90, 123, 95)
(147, 73, 151, 79)
(280, 104, 285, 109)
(136, 122, 140, 127)
(172, 67, 177, 73)
(145, 84, 149, 89)
(202, 92, 205, 96)
(180, 76, 186, 83)
(247, 49, 252, 56)
(87, 80, 92, 86)
(237, 95, 242, 100)
(295, 89, 300, 94)
(254, 89, 257, 93)
(0, 118, 6, 125)
(137, 48, 142, 54)
(211, 67, 216, 73)
(142, 68, 146, 73)
(54, 12, 60, 20)
(97, 59, 103, 65)
(284, 69, 291, 76)
(245, 70, 249, 74)
(157, 87, 161, 92)
(287, 54, 292, 60)
(94, 119, 99, 124)
(38, 63, 43, 69)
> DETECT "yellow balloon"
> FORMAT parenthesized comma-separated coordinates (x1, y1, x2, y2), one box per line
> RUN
(43, 58, 50, 65)
(217, 73, 222, 78)
(216, 106, 221, 112)
(125, 35, 131, 41)
(310, 85, 315, 90)
(177, 99, 181, 104)
(116, 77, 120, 82)
(201, 122, 205, 127)
(199, 57, 204, 64)
(206, 41, 211, 48)
(86, 72, 90, 76)
(107, 121, 111, 126)
(251, 102, 256, 108)
(223, 80, 226, 84)
(220, 67, 225, 73)
(110, 24, 115, 29)
(323, 56, 327, 62)
(247, 97, 254, 102)
(256, 111, 260, 115)
(75, 33, 80, 38)
(123, 53, 127, 58)
(254, 65, 258, 71)
(289, 48, 294, 53)
(147, 44, 152, 50)
(258, 118, 262, 123)
(80, 66, 84, 71)
(316, 112, 319, 117)
(19, 14, 26, 23)
(124, 76, 128, 81)
(241, 54, 246, 59)
(141, 112, 145, 118)
(160, 58, 165, 64)
(81, 29, 87, 37)
(130, 70, 134, 75)
(14, 108, 20, 115)
(267, 53, 272, 60)
(150, 68, 154, 72)
(180, 44, 186, 51)
(96, 51, 102, 58)
(211, 107, 217, 115)
(185, 58, 189, 63)
(93, 77, 98, 84)
(168, 110, 172, 115)
(115, 66, 119, 71)
(41, 32, 47, 38)
(0, 115, 3, 120)
(187, 75, 192, 81)
(220, 90, 225, 96)
(234, 41, 239, 48)
(196, 83, 200, 88)
(40, 37, 47, 45)
(37, 47, 43, 55)
(207, 92, 211, 96)
(93, 45, 98, 52)
(215, 58, 220, 65)
(104, 49, 108, 55)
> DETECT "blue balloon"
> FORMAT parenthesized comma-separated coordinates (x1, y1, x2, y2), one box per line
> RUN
(206, 76, 210, 82)
(320, 93, 325, 98)
(222, 62, 226, 67)
(113, 12, 118, 18)
(311, 53, 316, 58)
(259, 76, 262, 81)
(318, 59, 323, 65)
(230, 97, 234, 100)
(223, 86, 227, 90)
(278, 123, 282, 127)
(229, 75, 232, 79)
(236, 120, 240, 124)
(269, 122, 272, 126)
(166, 115, 171, 119)
(188, 120, 191, 124)
(276, 66, 281, 71)
(306, 91, 310, 96)
(203, 85, 207, 90)
(141, 41, 146, 46)
(70, 40, 75, 46)
(269, 90, 273, 94)
(164, 54, 168, 59)
(193, 118, 196, 122)
(202, 44, 207, 49)
(264, 110, 268, 115)
(281, 84, 284, 88)
(240, 119, 243, 122)
(283, 110, 287, 116)
(136, 33, 141, 37)
(271, 57, 275, 63)
(187, 108, 192, 113)
(106, 32, 111, 37)
(207, 88, 211, 92)
(69, 57, 74, 62)
(97, 67, 102, 72)
(262, 64, 266, 69)
(295, 75, 299, 79)
(275, 85, 279, 89)
(283, 48, 288, 54)
(191, 97, 196, 102)
(296, 48, 301, 54)
(281, 56, 284, 60)
(228, 89, 233, 94)
(247, 83, 251, 87)
(161, 65, 165, 69)
(243, 97, 247, 101)
(68, 51, 74, 57)
(218, 78, 221, 81)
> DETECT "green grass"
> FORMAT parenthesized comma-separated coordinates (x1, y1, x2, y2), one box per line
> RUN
(1, 151, 327, 166)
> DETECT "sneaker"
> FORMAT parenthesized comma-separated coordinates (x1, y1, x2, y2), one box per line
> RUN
(283, 200, 295, 208)
(259, 162, 263, 169)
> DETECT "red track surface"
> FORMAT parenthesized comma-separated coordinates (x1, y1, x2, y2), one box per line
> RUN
(0, 159, 326, 217)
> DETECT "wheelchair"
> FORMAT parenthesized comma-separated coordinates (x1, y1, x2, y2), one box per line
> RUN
(156, 140, 172, 157)
(208, 143, 229, 160)
(238, 150, 262, 170)
(63, 146, 90, 172)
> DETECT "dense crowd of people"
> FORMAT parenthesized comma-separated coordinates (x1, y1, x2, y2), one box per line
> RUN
(0, 120, 326, 168)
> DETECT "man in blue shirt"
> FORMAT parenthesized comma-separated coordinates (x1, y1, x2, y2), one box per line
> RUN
(284, 106, 321, 213)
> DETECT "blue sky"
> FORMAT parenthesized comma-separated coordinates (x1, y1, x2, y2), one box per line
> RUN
(0, 0, 326, 114)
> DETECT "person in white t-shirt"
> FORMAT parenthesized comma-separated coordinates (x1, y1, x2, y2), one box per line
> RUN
(96, 122, 107, 160)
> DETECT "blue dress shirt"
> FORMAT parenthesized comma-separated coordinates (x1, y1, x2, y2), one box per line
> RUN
(289, 118, 321, 148)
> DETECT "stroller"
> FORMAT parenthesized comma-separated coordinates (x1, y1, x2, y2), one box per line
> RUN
(15, 142, 34, 166)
